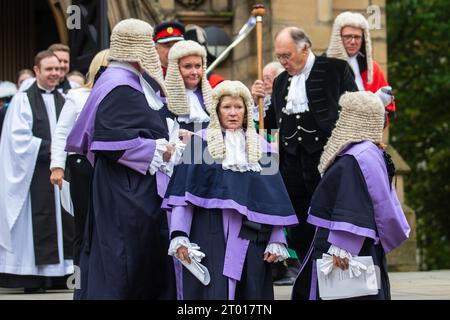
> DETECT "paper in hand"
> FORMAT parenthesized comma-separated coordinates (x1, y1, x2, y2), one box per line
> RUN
(178, 257, 211, 286)
(166, 118, 180, 144)
(60, 180, 74, 216)
(316, 255, 379, 300)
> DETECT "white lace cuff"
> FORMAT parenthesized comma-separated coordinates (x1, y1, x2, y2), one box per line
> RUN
(168, 236, 206, 262)
(222, 162, 262, 172)
(168, 236, 191, 256)
(264, 243, 290, 262)
(148, 138, 168, 175)
(160, 140, 186, 177)
(327, 244, 353, 259)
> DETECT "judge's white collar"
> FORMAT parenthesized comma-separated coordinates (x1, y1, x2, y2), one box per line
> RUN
(222, 129, 261, 172)
(285, 51, 316, 115)
(178, 88, 210, 124)
(348, 55, 365, 91)
(295, 50, 316, 79)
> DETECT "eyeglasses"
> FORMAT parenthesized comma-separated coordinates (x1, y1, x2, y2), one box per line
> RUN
(341, 34, 363, 42)
(276, 53, 292, 61)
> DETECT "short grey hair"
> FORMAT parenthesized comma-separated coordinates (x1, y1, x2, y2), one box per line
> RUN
(288, 27, 312, 51)
(264, 61, 284, 77)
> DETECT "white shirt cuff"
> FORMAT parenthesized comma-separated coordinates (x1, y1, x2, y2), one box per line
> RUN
(168, 236, 191, 256)
(264, 243, 290, 262)
(50, 160, 66, 171)
(160, 140, 186, 177)
(148, 138, 168, 175)
(327, 244, 353, 259)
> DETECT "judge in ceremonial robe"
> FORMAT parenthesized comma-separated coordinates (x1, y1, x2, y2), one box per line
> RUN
(161, 40, 212, 134)
(0, 51, 74, 293)
(294, 91, 410, 300)
(326, 11, 396, 124)
(66, 19, 177, 300)
(163, 81, 298, 300)
(251, 27, 358, 299)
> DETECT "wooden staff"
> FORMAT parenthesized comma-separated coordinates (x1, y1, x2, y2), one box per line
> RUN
(252, 4, 266, 136)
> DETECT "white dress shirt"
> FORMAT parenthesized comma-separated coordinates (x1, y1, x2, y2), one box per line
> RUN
(348, 55, 365, 91)
(50, 88, 90, 170)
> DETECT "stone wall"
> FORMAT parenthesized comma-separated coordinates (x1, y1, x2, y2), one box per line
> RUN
(161, 0, 417, 271)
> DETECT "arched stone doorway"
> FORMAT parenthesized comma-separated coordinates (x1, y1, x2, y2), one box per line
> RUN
(0, 0, 62, 83)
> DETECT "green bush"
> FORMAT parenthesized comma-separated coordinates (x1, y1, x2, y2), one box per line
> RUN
(387, 0, 450, 269)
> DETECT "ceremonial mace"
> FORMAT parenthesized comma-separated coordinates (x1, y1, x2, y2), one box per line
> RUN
(251, 4, 266, 136)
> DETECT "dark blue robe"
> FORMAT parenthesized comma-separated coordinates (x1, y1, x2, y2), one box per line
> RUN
(73, 80, 175, 299)
(163, 134, 298, 300)
(293, 141, 409, 300)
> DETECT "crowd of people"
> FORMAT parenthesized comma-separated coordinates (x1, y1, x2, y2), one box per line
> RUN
(0, 12, 410, 300)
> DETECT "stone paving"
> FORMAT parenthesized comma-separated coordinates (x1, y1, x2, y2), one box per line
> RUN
(1, 270, 450, 300)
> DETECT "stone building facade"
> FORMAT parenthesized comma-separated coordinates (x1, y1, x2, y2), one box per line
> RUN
(0, 0, 416, 270)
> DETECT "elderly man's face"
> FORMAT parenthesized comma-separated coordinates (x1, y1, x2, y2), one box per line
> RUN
(341, 26, 363, 57)
(263, 66, 279, 96)
(274, 32, 309, 76)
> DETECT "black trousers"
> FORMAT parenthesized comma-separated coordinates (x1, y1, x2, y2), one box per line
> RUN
(280, 145, 322, 300)
(67, 154, 93, 266)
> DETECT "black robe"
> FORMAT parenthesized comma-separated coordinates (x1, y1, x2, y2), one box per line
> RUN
(295, 155, 392, 300)
(266, 56, 358, 299)
(74, 85, 176, 300)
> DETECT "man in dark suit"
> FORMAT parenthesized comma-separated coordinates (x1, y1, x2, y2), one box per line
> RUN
(252, 27, 358, 299)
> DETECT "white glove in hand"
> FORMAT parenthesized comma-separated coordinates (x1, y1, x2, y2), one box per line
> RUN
(375, 86, 394, 107)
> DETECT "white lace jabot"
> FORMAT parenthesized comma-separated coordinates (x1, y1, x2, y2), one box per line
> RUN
(285, 51, 315, 115)
(222, 129, 261, 172)
(177, 88, 210, 124)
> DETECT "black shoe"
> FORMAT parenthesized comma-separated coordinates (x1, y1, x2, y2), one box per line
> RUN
(24, 287, 46, 294)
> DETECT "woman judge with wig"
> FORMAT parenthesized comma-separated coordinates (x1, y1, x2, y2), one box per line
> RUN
(161, 40, 212, 134)
(162, 80, 298, 300)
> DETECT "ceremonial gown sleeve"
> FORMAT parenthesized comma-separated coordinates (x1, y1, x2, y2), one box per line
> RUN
(308, 155, 375, 255)
(90, 86, 168, 175)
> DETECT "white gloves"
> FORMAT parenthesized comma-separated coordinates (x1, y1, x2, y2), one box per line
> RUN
(375, 86, 394, 107)
(264, 243, 290, 262)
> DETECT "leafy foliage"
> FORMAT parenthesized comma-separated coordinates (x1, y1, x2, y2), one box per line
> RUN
(387, 0, 450, 269)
